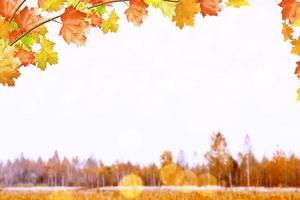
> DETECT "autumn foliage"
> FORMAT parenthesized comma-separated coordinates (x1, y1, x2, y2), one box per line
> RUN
(0, 0, 249, 87)
(279, 0, 300, 100)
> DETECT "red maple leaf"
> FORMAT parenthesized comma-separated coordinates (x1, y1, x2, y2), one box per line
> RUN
(279, 0, 300, 23)
(199, 0, 222, 17)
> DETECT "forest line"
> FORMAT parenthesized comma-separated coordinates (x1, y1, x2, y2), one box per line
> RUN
(0, 132, 298, 188)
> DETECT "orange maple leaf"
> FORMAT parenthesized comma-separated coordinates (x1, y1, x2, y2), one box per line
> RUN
(0, 0, 23, 20)
(89, 13, 103, 28)
(282, 22, 294, 41)
(172, 0, 200, 29)
(295, 61, 300, 79)
(60, 7, 90, 46)
(125, 0, 148, 26)
(16, 49, 35, 67)
(89, 0, 103, 5)
(14, 7, 44, 34)
(278, 0, 300, 23)
(199, 0, 222, 17)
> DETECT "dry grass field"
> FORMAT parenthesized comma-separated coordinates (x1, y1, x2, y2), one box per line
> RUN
(2, 188, 300, 200)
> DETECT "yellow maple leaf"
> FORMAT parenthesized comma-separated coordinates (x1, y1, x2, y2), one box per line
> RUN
(35, 37, 58, 70)
(67, 0, 89, 12)
(297, 88, 300, 101)
(38, 0, 66, 12)
(0, 18, 10, 41)
(102, 10, 119, 34)
(172, 0, 200, 29)
(159, 1, 176, 18)
(226, 0, 249, 8)
(0, 43, 21, 86)
(145, 0, 162, 8)
(291, 37, 300, 55)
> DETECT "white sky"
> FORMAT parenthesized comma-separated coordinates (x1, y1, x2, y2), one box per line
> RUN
(0, 0, 300, 165)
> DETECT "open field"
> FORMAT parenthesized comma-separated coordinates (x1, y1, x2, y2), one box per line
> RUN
(2, 187, 300, 200)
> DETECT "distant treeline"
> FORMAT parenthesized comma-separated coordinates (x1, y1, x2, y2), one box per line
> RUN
(0, 132, 299, 187)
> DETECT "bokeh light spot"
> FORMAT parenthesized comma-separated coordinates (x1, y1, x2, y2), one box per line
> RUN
(159, 163, 182, 186)
(119, 174, 144, 199)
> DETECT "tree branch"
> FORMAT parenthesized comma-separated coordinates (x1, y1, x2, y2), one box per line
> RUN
(9, 0, 179, 46)
(9, 15, 61, 46)
(88, 0, 129, 9)
(9, 0, 27, 23)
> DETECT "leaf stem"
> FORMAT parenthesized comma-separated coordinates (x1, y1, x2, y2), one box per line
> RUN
(9, 0, 27, 23)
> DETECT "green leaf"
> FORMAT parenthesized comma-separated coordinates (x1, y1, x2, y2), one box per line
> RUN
(9, 21, 19, 31)
(95, 6, 106, 16)
(20, 35, 36, 50)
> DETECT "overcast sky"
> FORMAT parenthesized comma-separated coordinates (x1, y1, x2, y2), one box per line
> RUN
(0, 0, 299, 165)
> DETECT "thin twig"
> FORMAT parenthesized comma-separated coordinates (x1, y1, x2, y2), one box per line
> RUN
(9, 0, 27, 23)
(88, 0, 129, 9)
(53, 19, 62, 24)
(89, 0, 177, 9)
(123, 1, 129, 6)
(74, 0, 82, 9)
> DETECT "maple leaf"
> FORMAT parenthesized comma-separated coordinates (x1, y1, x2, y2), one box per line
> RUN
(9, 31, 21, 44)
(93, 6, 107, 16)
(278, 0, 300, 23)
(89, 0, 102, 5)
(225, 0, 249, 8)
(125, 0, 148, 26)
(38, 0, 66, 12)
(172, 0, 200, 29)
(14, 7, 44, 34)
(291, 37, 300, 55)
(298, 88, 300, 101)
(102, 10, 119, 33)
(282, 22, 294, 41)
(144, 0, 162, 8)
(295, 61, 300, 79)
(159, 1, 176, 18)
(88, 13, 103, 27)
(35, 37, 58, 70)
(60, 7, 90, 46)
(0, 18, 10, 41)
(199, 0, 222, 17)
(0, 45, 21, 86)
(68, 0, 89, 11)
(16, 49, 35, 67)
(0, 0, 23, 19)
